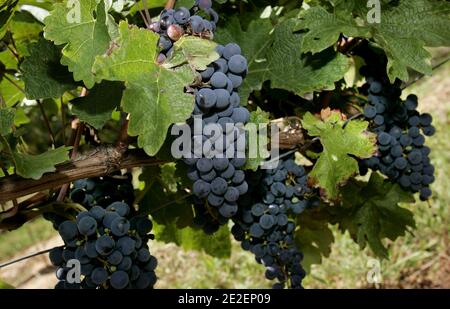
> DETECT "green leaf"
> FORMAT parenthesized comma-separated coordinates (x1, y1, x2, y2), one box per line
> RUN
(139, 166, 193, 228)
(295, 0, 450, 81)
(10, 11, 43, 43)
(71, 81, 123, 129)
(13, 107, 29, 126)
(21, 38, 78, 100)
(43, 0, 115, 88)
(93, 22, 196, 156)
(337, 173, 416, 258)
(12, 146, 71, 180)
(0, 106, 15, 136)
(295, 207, 334, 272)
(164, 36, 219, 71)
(267, 19, 350, 97)
(0, 0, 18, 40)
(244, 107, 271, 171)
(301, 110, 376, 199)
(0, 77, 24, 107)
(216, 16, 274, 103)
(0, 49, 17, 69)
(154, 223, 231, 258)
(216, 17, 350, 101)
(295, 6, 368, 54)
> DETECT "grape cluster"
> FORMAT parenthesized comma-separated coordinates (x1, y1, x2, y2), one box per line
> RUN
(49, 202, 157, 289)
(232, 157, 318, 288)
(151, 3, 251, 233)
(185, 42, 250, 233)
(360, 77, 436, 200)
(150, 0, 219, 63)
(43, 173, 134, 230)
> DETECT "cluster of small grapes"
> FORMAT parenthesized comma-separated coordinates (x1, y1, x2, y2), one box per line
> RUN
(185, 42, 250, 233)
(231, 157, 318, 288)
(49, 202, 157, 289)
(151, 3, 251, 233)
(43, 173, 134, 229)
(360, 77, 436, 200)
(150, 0, 218, 63)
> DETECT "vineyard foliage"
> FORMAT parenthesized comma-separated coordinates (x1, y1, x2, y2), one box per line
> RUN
(0, 0, 449, 288)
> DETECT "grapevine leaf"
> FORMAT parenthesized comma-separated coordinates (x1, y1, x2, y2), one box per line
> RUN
(337, 173, 416, 258)
(216, 18, 350, 101)
(0, 49, 17, 69)
(21, 38, 78, 100)
(9, 11, 43, 46)
(12, 146, 71, 180)
(0, 107, 15, 136)
(43, 0, 115, 88)
(164, 36, 219, 71)
(0, 77, 24, 107)
(295, 6, 368, 54)
(0, 0, 18, 40)
(71, 81, 124, 129)
(301, 110, 376, 199)
(295, 208, 334, 272)
(215, 16, 274, 103)
(295, 0, 450, 81)
(244, 107, 271, 171)
(93, 22, 196, 156)
(153, 223, 231, 258)
(267, 19, 350, 98)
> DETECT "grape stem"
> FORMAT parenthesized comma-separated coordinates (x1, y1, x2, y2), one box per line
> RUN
(165, 0, 176, 9)
(37, 99, 57, 147)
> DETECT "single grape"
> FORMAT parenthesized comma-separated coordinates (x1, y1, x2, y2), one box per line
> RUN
(111, 217, 130, 237)
(91, 267, 108, 285)
(77, 216, 97, 236)
(110, 271, 129, 289)
(223, 43, 241, 60)
(173, 7, 190, 24)
(58, 221, 78, 241)
(210, 72, 228, 88)
(95, 235, 115, 256)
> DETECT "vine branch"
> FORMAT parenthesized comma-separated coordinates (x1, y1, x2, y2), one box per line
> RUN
(0, 147, 167, 203)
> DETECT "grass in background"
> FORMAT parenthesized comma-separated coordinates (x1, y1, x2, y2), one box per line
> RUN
(0, 218, 56, 261)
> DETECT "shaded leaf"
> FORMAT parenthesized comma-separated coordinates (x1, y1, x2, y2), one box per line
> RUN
(71, 80, 124, 129)
(21, 38, 78, 99)
(0, 106, 15, 136)
(336, 173, 416, 258)
(0, 0, 18, 40)
(295, 207, 334, 272)
(216, 17, 350, 101)
(154, 223, 231, 258)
